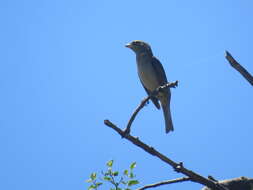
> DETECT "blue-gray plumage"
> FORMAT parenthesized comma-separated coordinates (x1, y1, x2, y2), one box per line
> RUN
(125, 40, 174, 133)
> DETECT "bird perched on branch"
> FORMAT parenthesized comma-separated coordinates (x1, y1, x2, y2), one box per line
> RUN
(125, 40, 174, 133)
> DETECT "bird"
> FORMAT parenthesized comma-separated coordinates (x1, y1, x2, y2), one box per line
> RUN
(125, 40, 174, 133)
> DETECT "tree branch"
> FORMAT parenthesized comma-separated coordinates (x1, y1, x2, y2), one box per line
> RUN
(102, 52, 252, 190)
(136, 177, 191, 190)
(124, 81, 178, 135)
(123, 96, 150, 135)
(225, 51, 253, 86)
(202, 177, 253, 190)
(104, 120, 227, 190)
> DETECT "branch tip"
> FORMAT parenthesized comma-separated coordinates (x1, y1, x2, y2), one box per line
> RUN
(225, 51, 253, 86)
(137, 177, 191, 190)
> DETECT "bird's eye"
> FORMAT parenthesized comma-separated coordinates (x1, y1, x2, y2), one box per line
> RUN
(132, 41, 140, 46)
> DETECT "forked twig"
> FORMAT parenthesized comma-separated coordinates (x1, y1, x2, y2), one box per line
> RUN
(124, 81, 178, 135)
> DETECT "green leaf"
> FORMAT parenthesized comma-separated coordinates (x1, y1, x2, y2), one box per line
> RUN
(130, 162, 136, 170)
(85, 178, 92, 183)
(112, 171, 119, 176)
(123, 170, 128, 176)
(103, 176, 112, 181)
(90, 172, 97, 180)
(96, 182, 103, 187)
(107, 160, 114, 167)
(128, 180, 139, 186)
(88, 184, 95, 190)
(129, 172, 134, 179)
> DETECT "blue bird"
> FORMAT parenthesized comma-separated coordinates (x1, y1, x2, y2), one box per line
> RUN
(126, 40, 174, 133)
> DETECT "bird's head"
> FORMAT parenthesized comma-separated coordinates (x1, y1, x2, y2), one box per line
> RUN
(125, 40, 153, 55)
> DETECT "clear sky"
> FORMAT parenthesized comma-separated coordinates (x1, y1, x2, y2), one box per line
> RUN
(1, 1, 253, 190)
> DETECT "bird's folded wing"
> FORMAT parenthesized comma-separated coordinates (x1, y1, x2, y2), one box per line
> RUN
(140, 79, 161, 109)
(151, 56, 168, 85)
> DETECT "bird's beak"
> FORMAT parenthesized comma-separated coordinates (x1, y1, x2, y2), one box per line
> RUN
(125, 43, 132, 48)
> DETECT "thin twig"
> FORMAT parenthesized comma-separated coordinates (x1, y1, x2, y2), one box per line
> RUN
(225, 51, 253, 86)
(103, 120, 227, 190)
(124, 96, 150, 135)
(124, 81, 179, 135)
(137, 177, 191, 190)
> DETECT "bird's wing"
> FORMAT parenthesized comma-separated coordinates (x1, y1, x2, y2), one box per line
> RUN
(151, 56, 168, 85)
(139, 79, 161, 109)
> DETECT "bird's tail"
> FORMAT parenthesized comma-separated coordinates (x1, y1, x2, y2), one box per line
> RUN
(161, 100, 174, 134)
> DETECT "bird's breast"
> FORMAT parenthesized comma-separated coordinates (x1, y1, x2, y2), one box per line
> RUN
(137, 59, 160, 91)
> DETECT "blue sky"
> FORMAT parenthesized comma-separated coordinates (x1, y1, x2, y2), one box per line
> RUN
(1, 1, 253, 190)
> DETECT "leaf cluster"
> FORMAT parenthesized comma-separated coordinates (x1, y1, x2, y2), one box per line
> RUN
(86, 160, 139, 190)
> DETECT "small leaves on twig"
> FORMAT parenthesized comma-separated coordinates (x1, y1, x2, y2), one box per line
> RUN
(107, 160, 114, 167)
(86, 160, 139, 190)
(130, 162, 136, 170)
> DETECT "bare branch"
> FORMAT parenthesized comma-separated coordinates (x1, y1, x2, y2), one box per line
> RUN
(103, 120, 227, 190)
(124, 96, 150, 135)
(124, 80, 178, 135)
(102, 52, 252, 190)
(137, 177, 191, 190)
(225, 51, 253, 86)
